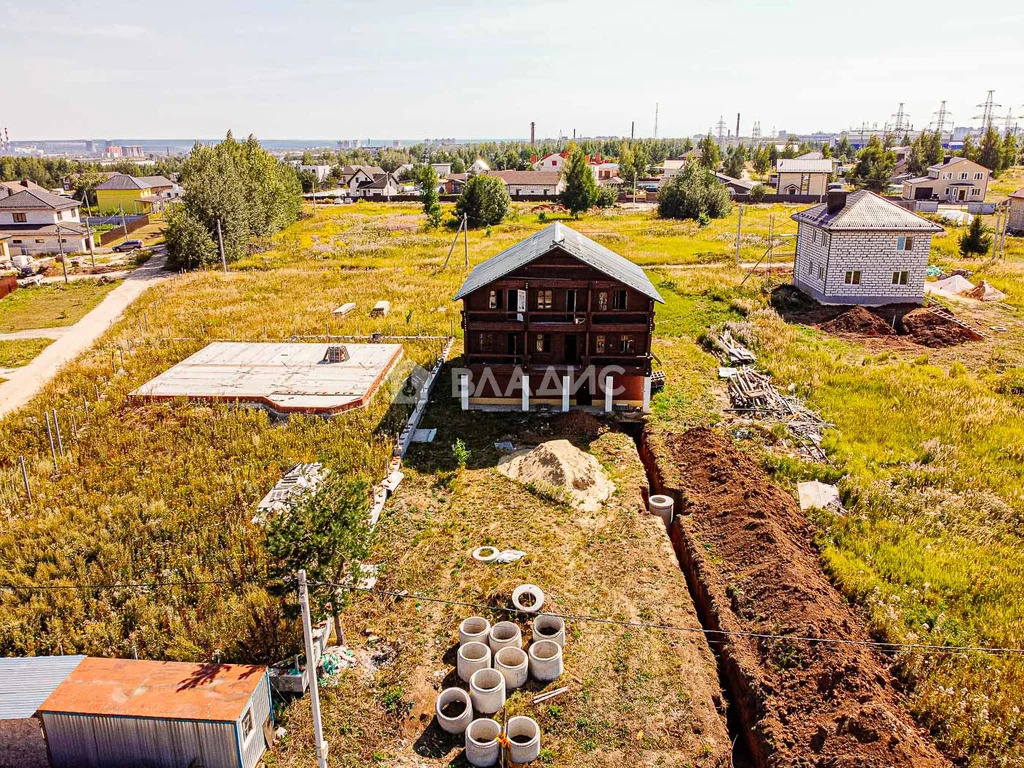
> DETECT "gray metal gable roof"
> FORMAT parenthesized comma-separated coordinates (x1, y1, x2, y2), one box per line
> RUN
(791, 190, 944, 232)
(454, 222, 664, 303)
(0, 655, 86, 719)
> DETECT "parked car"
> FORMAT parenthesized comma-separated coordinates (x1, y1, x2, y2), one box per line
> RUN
(112, 239, 144, 252)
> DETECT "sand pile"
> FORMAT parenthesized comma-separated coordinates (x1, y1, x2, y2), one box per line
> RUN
(497, 439, 614, 511)
(818, 305, 895, 336)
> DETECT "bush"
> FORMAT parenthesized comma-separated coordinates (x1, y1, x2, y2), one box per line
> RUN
(595, 185, 617, 208)
(657, 164, 731, 221)
(748, 184, 769, 202)
(455, 174, 510, 227)
(165, 206, 217, 270)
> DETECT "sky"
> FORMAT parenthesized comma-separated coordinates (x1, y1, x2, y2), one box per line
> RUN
(4, 0, 1023, 142)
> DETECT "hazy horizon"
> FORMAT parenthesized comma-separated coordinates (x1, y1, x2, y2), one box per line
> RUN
(4, 0, 1022, 142)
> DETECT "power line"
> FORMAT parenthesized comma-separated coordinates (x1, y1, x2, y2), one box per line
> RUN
(0, 576, 284, 592)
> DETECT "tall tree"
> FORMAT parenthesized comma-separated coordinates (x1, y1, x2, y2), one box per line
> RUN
(959, 134, 979, 163)
(1000, 134, 1019, 174)
(618, 144, 638, 187)
(722, 145, 746, 179)
(418, 165, 442, 229)
(164, 206, 217, 270)
(751, 145, 771, 177)
(846, 135, 896, 191)
(978, 126, 1002, 172)
(697, 134, 721, 169)
(561, 144, 598, 217)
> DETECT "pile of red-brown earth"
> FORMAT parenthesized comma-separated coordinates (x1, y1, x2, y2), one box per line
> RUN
(818, 305, 896, 336)
(644, 426, 950, 768)
(898, 308, 985, 347)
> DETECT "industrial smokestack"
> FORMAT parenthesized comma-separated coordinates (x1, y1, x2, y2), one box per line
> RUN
(631, 121, 635, 139)
(530, 121, 535, 144)
(736, 113, 740, 139)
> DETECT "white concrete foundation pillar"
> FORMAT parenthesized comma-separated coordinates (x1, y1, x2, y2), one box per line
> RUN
(521, 375, 530, 411)
(460, 373, 469, 411)
(604, 375, 613, 413)
(561, 374, 570, 412)
(642, 376, 652, 413)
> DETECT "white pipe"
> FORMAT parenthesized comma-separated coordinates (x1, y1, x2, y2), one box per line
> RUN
(521, 374, 529, 411)
(648, 494, 674, 528)
(459, 616, 491, 646)
(487, 621, 522, 653)
(434, 687, 473, 735)
(561, 374, 570, 411)
(464, 718, 502, 767)
(494, 646, 529, 690)
(532, 614, 566, 648)
(604, 374, 613, 412)
(457, 641, 492, 684)
(506, 715, 541, 764)
(528, 639, 564, 682)
(469, 668, 506, 715)
(643, 375, 652, 412)
(511, 584, 544, 613)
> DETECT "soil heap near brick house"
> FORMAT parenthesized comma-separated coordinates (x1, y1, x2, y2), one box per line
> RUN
(642, 425, 950, 768)
(899, 308, 985, 347)
(818, 306, 896, 336)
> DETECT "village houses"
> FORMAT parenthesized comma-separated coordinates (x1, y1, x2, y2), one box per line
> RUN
(901, 156, 991, 203)
(0, 186, 95, 257)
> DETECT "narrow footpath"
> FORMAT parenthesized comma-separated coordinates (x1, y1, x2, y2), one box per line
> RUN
(0, 248, 172, 419)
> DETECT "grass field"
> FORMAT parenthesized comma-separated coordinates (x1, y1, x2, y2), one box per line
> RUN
(0, 200, 1022, 765)
(0, 280, 122, 333)
(0, 337, 54, 368)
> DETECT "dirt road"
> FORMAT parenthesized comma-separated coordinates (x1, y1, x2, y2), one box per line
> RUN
(0, 249, 172, 419)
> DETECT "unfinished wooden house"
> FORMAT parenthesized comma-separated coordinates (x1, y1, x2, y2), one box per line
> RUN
(455, 222, 663, 412)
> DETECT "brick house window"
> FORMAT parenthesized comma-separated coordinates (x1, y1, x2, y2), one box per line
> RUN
(595, 334, 606, 353)
(597, 291, 608, 310)
(844, 270, 861, 285)
(897, 236, 914, 251)
(612, 290, 627, 310)
(479, 332, 493, 351)
(535, 334, 551, 353)
(13, 212, 27, 223)
(892, 271, 909, 285)
(823, 233, 830, 248)
(536, 290, 552, 310)
(818, 265, 824, 281)
(619, 335, 635, 353)
(807, 259, 814, 275)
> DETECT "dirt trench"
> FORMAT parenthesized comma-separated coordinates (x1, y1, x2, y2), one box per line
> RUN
(635, 425, 950, 768)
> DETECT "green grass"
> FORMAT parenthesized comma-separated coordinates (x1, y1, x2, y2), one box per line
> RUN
(0, 280, 122, 332)
(0, 338, 54, 368)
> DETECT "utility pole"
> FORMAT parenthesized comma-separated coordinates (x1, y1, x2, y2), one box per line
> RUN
(216, 218, 227, 273)
(312, 177, 317, 213)
(298, 570, 328, 768)
(463, 214, 469, 269)
(735, 205, 743, 267)
(82, 193, 96, 267)
(55, 223, 69, 284)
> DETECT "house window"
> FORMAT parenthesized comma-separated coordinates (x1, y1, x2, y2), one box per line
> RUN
(13, 212, 26, 223)
(12, 239, 22, 244)
(536, 289, 552, 310)
(241, 708, 254, 741)
(974, 172, 983, 180)
(971, 188, 981, 197)
(897, 236, 914, 251)
(823, 234, 829, 249)
(597, 291, 608, 311)
(619, 335, 635, 353)
(595, 334, 606, 353)
(892, 271, 909, 285)
(535, 334, 551, 353)
(817, 265, 824, 281)
(943, 172, 951, 179)
(479, 332, 493, 352)
(35, 239, 45, 243)
(488, 290, 502, 309)
(959, 172, 968, 180)
(612, 290, 627, 310)
(807, 259, 814, 275)
(844, 270, 861, 285)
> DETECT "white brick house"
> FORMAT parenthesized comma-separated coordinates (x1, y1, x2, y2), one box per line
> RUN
(792, 190, 943, 306)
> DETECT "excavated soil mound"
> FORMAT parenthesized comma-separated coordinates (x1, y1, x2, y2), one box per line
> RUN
(900, 308, 984, 347)
(647, 426, 949, 768)
(818, 306, 896, 336)
(550, 410, 604, 437)
(497, 439, 614, 512)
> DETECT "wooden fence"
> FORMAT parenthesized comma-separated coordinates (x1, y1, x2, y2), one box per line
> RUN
(98, 214, 152, 246)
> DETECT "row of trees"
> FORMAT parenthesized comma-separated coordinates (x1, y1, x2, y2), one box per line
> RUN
(165, 132, 303, 270)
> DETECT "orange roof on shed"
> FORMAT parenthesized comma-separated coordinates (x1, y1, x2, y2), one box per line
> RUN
(38, 657, 266, 722)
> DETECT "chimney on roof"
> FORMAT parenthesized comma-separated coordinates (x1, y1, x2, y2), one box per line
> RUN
(21, 179, 30, 187)
(826, 188, 847, 214)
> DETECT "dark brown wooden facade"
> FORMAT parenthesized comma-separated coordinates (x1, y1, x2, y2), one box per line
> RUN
(460, 248, 657, 405)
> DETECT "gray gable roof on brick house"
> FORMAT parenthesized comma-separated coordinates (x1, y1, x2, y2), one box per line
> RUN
(791, 190, 943, 232)
(454, 222, 664, 302)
